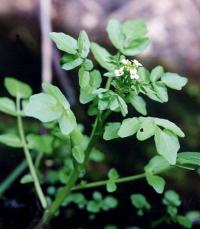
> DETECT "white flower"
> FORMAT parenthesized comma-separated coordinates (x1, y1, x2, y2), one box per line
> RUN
(130, 68, 140, 80)
(132, 59, 142, 67)
(114, 67, 124, 77)
(120, 59, 131, 65)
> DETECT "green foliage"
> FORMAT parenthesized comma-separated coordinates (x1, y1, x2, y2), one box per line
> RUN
(0, 97, 18, 116)
(145, 156, 171, 174)
(20, 174, 33, 184)
(27, 134, 54, 154)
(106, 19, 150, 56)
(0, 133, 22, 148)
(0, 17, 199, 228)
(162, 73, 188, 90)
(49, 32, 78, 54)
(4, 77, 32, 99)
(118, 118, 139, 138)
(106, 168, 119, 192)
(128, 94, 147, 115)
(146, 173, 165, 194)
(103, 122, 121, 140)
(154, 128, 180, 165)
(25, 83, 77, 135)
(61, 191, 118, 216)
(161, 190, 192, 228)
(78, 30, 90, 58)
(177, 152, 200, 168)
(130, 193, 151, 216)
(91, 43, 115, 71)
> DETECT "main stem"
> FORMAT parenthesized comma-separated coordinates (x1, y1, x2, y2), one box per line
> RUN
(16, 95, 47, 209)
(37, 78, 113, 227)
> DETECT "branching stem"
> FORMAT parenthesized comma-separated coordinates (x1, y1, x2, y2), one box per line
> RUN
(16, 95, 47, 209)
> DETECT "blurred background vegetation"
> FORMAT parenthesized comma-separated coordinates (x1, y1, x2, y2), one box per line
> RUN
(0, 0, 200, 228)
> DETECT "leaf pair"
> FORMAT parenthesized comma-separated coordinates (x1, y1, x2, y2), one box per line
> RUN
(145, 156, 169, 194)
(96, 90, 128, 117)
(107, 19, 150, 56)
(106, 168, 119, 192)
(0, 77, 32, 117)
(79, 69, 102, 104)
(24, 83, 77, 135)
(138, 66, 188, 103)
(50, 30, 90, 70)
(104, 117, 185, 164)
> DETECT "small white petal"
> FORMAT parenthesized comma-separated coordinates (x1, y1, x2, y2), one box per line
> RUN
(120, 59, 130, 65)
(114, 67, 124, 76)
(130, 68, 137, 75)
(132, 59, 142, 67)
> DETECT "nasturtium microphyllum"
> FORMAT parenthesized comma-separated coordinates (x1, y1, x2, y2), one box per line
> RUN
(0, 18, 199, 228)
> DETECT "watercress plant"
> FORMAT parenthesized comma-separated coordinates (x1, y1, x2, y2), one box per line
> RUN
(0, 18, 199, 228)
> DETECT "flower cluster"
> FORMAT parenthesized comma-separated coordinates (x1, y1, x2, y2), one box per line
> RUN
(114, 58, 142, 80)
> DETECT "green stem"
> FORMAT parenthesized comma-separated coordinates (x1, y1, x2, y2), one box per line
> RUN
(72, 167, 175, 192)
(40, 113, 103, 225)
(105, 77, 112, 90)
(72, 173, 146, 191)
(35, 152, 43, 170)
(0, 160, 27, 196)
(36, 78, 113, 227)
(16, 95, 47, 209)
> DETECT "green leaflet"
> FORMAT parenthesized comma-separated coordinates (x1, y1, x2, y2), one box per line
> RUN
(0, 133, 23, 148)
(25, 83, 77, 135)
(122, 19, 148, 40)
(58, 110, 77, 135)
(122, 37, 150, 56)
(176, 215, 192, 228)
(0, 97, 18, 116)
(150, 66, 164, 82)
(80, 87, 95, 104)
(62, 55, 83, 70)
(145, 156, 171, 174)
(177, 152, 200, 167)
(154, 128, 180, 165)
(78, 68, 90, 88)
(108, 168, 119, 180)
(82, 59, 93, 71)
(42, 83, 70, 110)
(136, 117, 156, 141)
(103, 122, 121, 140)
(79, 70, 102, 104)
(162, 72, 188, 90)
(106, 180, 117, 193)
(106, 19, 124, 50)
(121, 19, 150, 55)
(163, 190, 181, 207)
(117, 95, 128, 117)
(49, 32, 78, 54)
(152, 82, 168, 102)
(128, 94, 147, 115)
(106, 168, 119, 193)
(78, 30, 90, 58)
(72, 145, 85, 164)
(118, 118, 140, 138)
(90, 70, 102, 89)
(27, 134, 54, 154)
(130, 193, 151, 216)
(152, 117, 185, 137)
(20, 174, 33, 184)
(24, 93, 63, 122)
(146, 173, 166, 194)
(91, 42, 115, 71)
(4, 77, 32, 99)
